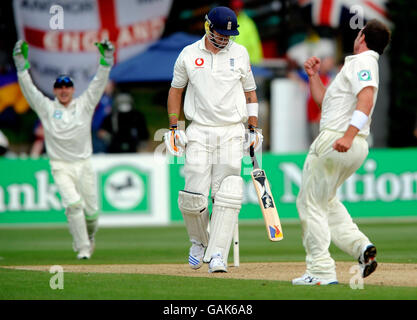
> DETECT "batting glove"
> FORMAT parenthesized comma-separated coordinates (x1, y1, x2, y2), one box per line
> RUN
(164, 125, 188, 157)
(13, 40, 30, 72)
(246, 125, 263, 152)
(95, 39, 115, 67)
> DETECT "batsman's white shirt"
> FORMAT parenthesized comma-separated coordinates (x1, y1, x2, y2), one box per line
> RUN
(171, 36, 256, 126)
(320, 50, 379, 137)
(17, 65, 111, 161)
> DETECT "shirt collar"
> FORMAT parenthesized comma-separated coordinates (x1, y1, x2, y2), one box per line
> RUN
(345, 50, 380, 62)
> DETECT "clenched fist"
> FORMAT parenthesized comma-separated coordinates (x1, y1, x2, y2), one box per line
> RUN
(304, 56, 321, 77)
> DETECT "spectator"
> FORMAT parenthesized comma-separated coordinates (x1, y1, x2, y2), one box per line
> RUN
(230, 0, 264, 65)
(92, 80, 114, 153)
(98, 93, 149, 153)
(30, 120, 45, 158)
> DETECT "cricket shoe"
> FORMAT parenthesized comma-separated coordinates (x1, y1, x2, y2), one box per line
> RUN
(358, 244, 377, 278)
(188, 241, 205, 270)
(292, 274, 338, 286)
(77, 247, 91, 260)
(208, 253, 227, 273)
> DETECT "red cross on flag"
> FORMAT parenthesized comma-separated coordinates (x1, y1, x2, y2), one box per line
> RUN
(13, 0, 173, 96)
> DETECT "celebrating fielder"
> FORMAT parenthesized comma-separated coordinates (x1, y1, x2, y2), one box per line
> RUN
(293, 20, 391, 285)
(165, 6, 263, 273)
(13, 39, 114, 260)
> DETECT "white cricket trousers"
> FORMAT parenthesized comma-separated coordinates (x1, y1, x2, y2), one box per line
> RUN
(50, 158, 98, 216)
(296, 129, 371, 279)
(184, 122, 245, 198)
(50, 158, 99, 251)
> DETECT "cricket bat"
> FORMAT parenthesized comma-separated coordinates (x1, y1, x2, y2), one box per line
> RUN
(250, 146, 283, 241)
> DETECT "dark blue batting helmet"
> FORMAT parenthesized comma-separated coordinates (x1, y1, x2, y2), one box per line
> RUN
(206, 6, 239, 36)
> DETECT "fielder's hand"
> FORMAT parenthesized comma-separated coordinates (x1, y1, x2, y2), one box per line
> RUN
(304, 56, 321, 77)
(246, 125, 263, 152)
(13, 40, 30, 72)
(95, 39, 115, 67)
(164, 125, 188, 157)
(333, 136, 353, 152)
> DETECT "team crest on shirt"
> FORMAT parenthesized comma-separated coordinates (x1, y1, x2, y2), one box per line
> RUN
(53, 110, 63, 119)
(358, 70, 372, 81)
(230, 58, 235, 71)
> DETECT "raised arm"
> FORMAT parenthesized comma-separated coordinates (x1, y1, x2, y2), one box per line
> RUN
(304, 56, 327, 109)
(79, 40, 114, 111)
(13, 40, 49, 114)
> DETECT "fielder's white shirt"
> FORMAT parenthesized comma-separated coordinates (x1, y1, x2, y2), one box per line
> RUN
(18, 66, 110, 161)
(171, 36, 257, 126)
(320, 50, 379, 137)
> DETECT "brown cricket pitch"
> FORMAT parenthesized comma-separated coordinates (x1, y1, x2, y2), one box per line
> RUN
(4, 262, 417, 287)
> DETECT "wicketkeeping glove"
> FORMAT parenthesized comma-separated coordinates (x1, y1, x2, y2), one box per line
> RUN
(13, 40, 30, 72)
(164, 125, 188, 157)
(246, 125, 263, 152)
(95, 39, 115, 67)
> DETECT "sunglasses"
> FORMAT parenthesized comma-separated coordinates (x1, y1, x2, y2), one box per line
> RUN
(54, 75, 74, 88)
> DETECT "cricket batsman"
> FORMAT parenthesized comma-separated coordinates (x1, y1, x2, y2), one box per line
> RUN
(292, 20, 391, 285)
(164, 6, 263, 273)
(13, 39, 115, 259)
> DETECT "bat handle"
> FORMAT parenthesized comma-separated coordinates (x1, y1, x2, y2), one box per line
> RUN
(250, 145, 259, 169)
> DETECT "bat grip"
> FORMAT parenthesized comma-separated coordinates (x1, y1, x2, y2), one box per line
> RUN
(250, 145, 259, 169)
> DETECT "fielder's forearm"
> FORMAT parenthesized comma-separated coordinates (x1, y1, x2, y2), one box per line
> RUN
(167, 87, 184, 126)
(308, 74, 326, 109)
(343, 86, 375, 140)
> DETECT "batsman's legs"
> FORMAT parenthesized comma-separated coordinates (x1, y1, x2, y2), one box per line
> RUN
(181, 129, 212, 269)
(204, 175, 243, 272)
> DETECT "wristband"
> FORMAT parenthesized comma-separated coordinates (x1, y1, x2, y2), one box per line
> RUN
(246, 103, 259, 117)
(349, 110, 368, 130)
(168, 113, 179, 118)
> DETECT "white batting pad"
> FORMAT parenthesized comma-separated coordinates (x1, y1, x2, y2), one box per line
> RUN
(203, 176, 243, 263)
(178, 190, 209, 247)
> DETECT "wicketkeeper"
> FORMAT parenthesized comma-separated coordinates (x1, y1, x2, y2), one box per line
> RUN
(13, 39, 115, 259)
(165, 6, 263, 273)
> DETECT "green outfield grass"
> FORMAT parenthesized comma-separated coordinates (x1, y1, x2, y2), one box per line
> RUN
(1, 221, 417, 300)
